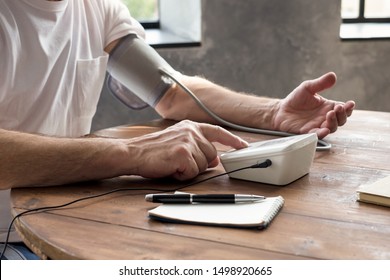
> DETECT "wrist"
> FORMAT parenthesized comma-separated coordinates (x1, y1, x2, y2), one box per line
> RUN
(115, 139, 144, 177)
(248, 97, 280, 130)
(109, 139, 134, 176)
(268, 99, 281, 131)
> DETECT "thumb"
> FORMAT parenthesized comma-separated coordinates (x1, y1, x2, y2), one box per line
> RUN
(208, 157, 220, 168)
(305, 72, 337, 94)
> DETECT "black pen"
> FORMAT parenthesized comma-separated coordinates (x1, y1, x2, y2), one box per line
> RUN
(145, 194, 266, 204)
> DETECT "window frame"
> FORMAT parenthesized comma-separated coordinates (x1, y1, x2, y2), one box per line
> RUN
(342, 0, 390, 23)
(340, 0, 390, 40)
(132, 0, 201, 48)
(137, 0, 160, 29)
(141, 21, 160, 29)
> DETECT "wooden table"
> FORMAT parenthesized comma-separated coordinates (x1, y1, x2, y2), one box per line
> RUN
(10, 110, 390, 259)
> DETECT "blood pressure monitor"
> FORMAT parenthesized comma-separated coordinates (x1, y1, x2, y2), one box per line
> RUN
(220, 133, 318, 185)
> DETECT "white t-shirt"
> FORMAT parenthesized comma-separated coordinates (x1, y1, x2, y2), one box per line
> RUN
(0, 0, 145, 242)
(0, 0, 145, 137)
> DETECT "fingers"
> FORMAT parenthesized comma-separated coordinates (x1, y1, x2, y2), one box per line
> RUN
(324, 110, 338, 133)
(200, 123, 249, 149)
(337, 103, 352, 126)
(344, 100, 356, 117)
(172, 151, 203, 181)
(170, 121, 248, 181)
(172, 152, 219, 181)
(304, 72, 337, 94)
(326, 100, 355, 132)
(315, 101, 352, 138)
(309, 127, 330, 139)
(208, 157, 220, 168)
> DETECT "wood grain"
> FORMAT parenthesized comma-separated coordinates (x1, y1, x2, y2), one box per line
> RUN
(10, 110, 390, 259)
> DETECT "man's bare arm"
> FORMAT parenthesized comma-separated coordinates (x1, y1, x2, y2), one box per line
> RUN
(0, 121, 247, 189)
(0, 129, 130, 189)
(155, 75, 279, 130)
(155, 73, 354, 139)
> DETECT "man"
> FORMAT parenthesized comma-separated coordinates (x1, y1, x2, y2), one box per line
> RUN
(0, 0, 355, 258)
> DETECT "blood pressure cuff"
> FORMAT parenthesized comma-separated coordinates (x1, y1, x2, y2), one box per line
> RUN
(107, 34, 178, 109)
(106, 74, 149, 109)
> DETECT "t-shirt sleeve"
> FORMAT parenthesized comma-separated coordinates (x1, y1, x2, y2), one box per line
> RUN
(103, 0, 146, 47)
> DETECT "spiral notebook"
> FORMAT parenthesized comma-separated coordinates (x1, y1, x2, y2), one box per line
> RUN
(148, 193, 284, 229)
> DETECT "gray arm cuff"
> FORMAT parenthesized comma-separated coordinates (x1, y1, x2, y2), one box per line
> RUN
(107, 34, 179, 108)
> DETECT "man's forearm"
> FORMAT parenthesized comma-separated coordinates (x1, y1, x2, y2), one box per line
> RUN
(0, 129, 129, 189)
(155, 75, 280, 130)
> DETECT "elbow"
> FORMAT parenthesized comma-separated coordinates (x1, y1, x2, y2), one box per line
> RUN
(0, 177, 15, 190)
(155, 84, 187, 121)
(0, 167, 22, 189)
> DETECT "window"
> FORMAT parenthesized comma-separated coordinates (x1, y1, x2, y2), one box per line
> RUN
(122, 0, 159, 27)
(340, 0, 390, 39)
(122, 0, 201, 48)
(342, 0, 390, 22)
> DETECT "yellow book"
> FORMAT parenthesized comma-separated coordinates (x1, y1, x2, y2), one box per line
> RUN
(357, 175, 390, 207)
